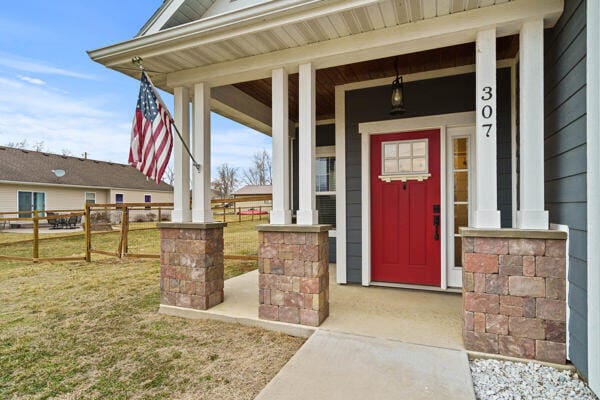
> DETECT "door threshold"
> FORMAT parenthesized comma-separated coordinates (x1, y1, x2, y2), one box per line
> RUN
(369, 281, 462, 293)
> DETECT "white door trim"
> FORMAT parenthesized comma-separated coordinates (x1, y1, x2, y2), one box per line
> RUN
(587, 0, 600, 392)
(358, 111, 476, 288)
(446, 125, 476, 288)
(333, 62, 514, 286)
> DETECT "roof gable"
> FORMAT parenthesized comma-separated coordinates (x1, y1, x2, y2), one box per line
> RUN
(139, 0, 275, 36)
(0, 146, 173, 192)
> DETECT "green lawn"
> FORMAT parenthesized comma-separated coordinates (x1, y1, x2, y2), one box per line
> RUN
(0, 224, 303, 399)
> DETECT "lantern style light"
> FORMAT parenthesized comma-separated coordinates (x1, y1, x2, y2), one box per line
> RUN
(390, 58, 405, 116)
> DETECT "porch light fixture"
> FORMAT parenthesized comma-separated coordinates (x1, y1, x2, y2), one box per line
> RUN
(390, 58, 406, 116)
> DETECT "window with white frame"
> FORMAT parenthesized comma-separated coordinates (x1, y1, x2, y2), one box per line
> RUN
(315, 146, 336, 228)
(382, 139, 428, 176)
(85, 192, 96, 204)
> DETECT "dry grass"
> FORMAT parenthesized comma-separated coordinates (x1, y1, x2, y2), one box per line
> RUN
(0, 221, 302, 399)
(0, 257, 304, 399)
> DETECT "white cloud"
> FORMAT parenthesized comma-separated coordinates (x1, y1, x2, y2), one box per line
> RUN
(0, 75, 131, 163)
(211, 128, 271, 174)
(0, 74, 271, 172)
(18, 75, 46, 85)
(0, 52, 97, 80)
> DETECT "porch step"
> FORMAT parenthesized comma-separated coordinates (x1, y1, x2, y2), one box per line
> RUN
(255, 330, 475, 400)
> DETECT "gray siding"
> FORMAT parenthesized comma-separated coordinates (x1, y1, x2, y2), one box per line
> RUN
(345, 70, 513, 283)
(544, 0, 588, 377)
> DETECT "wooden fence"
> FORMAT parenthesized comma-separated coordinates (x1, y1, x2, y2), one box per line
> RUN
(0, 196, 270, 263)
(0, 209, 87, 262)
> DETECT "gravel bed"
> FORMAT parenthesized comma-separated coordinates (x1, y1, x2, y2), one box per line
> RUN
(470, 359, 598, 400)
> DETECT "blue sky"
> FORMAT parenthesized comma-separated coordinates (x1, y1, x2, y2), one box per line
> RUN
(0, 0, 271, 176)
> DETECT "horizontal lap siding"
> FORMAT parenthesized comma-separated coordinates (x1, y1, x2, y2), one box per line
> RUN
(544, 0, 588, 377)
(0, 184, 109, 213)
(345, 70, 513, 283)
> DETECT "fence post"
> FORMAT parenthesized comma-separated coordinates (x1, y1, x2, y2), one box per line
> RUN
(85, 203, 91, 262)
(158, 207, 162, 222)
(117, 205, 128, 258)
(122, 206, 130, 256)
(32, 210, 39, 262)
(259, 206, 262, 221)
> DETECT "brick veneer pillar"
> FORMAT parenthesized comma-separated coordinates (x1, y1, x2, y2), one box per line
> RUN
(157, 222, 225, 310)
(256, 224, 331, 327)
(460, 228, 568, 364)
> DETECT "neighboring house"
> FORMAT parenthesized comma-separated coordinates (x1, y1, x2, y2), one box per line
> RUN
(0, 146, 173, 215)
(232, 185, 272, 207)
(89, 0, 599, 394)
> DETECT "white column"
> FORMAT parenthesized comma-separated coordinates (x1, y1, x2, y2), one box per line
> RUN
(270, 68, 292, 224)
(172, 87, 191, 223)
(297, 63, 318, 225)
(473, 28, 501, 229)
(517, 19, 549, 229)
(192, 82, 214, 223)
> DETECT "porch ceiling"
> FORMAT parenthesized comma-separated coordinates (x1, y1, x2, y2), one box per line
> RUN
(89, 0, 545, 91)
(235, 36, 518, 122)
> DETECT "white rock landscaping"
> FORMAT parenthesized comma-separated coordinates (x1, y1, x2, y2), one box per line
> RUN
(470, 359, 598, 400)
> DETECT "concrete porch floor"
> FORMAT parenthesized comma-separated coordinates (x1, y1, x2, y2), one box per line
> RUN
(161, 265, 464, 349)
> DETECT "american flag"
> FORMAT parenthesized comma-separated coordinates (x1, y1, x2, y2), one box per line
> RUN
(129, 71, 173, 184)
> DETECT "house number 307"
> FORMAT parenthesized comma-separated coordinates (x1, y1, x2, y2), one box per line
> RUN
(481, 86, 494, 137)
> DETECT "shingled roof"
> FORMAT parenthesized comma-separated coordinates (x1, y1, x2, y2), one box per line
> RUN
(233, 185, 272, 196)
(0, 146, 172, 192)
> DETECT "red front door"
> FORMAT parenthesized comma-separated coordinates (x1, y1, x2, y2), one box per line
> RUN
(371, 129, 441, 286)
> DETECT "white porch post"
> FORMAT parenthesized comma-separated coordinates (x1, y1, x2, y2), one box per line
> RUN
(473, 28, 501, 229)
(517, 19, 549, 229)
(297, 62, 318, 225)
(270, 68, 292, 224)
(172, 87, 191, 223)
(192, 82, 214, 223)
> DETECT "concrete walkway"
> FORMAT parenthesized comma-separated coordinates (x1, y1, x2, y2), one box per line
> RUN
(255, 330, 475, 400)
(162, 267, 463, 349)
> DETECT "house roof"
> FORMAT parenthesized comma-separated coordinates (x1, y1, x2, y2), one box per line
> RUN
(0, 146, 173, 192)
(233, 185, 272, 196)
(138, 0, 269, 37)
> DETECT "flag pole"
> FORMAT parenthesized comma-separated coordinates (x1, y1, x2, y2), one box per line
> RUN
(132, 57, 202, 174)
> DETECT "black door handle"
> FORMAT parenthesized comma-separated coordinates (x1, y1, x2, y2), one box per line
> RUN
(433, 215, 440, 241)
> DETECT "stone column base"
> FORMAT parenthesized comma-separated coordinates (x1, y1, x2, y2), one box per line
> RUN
(257, 224, 332, 327)
(158, 222, 225, 310)
(460, 228, 567, 364)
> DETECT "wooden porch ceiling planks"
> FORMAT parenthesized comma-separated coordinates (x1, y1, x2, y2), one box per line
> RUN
(233, 36, 518, 121)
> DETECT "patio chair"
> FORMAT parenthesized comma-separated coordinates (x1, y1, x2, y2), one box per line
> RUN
(47, 212, 60, 229)
(67, 215, 81, 229)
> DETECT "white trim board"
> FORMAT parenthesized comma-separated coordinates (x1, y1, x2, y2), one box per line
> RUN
(550, 223, 570, 361)
(358, 111, 476, 288)
(587, 0, 600, 393)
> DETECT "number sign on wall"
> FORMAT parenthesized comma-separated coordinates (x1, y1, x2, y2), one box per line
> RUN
(481, 86, 494, 138)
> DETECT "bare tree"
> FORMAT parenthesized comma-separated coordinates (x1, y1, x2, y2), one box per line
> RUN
(61, 149, 73, 156)
(33, 141, 45, 152)
(5, 139, 28, 149)
(163, 165, 175, 185)
(212, 163, 239, 198)
(242, 149, 272, 186)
